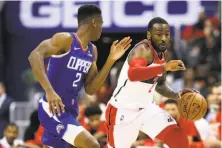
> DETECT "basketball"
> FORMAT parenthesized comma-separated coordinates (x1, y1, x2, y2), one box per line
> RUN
(178, 92, 207, 121)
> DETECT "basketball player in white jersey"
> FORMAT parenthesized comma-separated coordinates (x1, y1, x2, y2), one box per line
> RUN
(105, 17, 197, 148)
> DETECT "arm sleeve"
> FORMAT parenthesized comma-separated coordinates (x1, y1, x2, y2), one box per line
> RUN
(128, 58, 164, 81)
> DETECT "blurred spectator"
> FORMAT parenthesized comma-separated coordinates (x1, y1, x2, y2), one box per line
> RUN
(195, 118, 221, 148)
(25, 125, 44, 147)
(207, 82, 221, 145)
(0, 123, 23, 148)
(24, 110, 40, 141)
(83, 104, 107, 147)
(206, 82, 221, 123)
(0, 82, 14, 138)
(182, 11, 206, 41)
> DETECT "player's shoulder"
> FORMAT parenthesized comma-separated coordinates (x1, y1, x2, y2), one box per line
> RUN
(134, 40, 152, 52)
(128, 39, 154, 63)
(52, 32, 73, 44)
(129, 40, 152, 56)
(53, 32, 72, 39)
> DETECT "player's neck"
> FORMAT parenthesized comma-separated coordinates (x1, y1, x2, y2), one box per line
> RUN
(76, 29, 90, 49)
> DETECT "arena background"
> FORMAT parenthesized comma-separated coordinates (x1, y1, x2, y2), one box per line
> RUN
(0, 1, 221, 148)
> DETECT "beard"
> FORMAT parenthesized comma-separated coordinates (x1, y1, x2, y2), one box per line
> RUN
(151, 39, 167, 53)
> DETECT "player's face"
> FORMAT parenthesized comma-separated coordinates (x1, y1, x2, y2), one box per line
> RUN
(0, 84, 5, 96)
(4, 126, 18, 145)
(150, 23, 170, 52)
(91, 15, 103, 41)
(88, 115, 101, 129)
(164, 104, 179, 121)
(212, 86, 221, 105)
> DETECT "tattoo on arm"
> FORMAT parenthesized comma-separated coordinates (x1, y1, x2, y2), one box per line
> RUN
(155, 73, 178, 99)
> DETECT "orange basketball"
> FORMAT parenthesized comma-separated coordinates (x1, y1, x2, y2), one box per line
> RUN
(178, 92, 207, 121)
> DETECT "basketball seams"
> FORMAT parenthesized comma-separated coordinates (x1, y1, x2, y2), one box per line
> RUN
(187, 93, 197, 120)
(179, 92, 190, 119)
(191, 94, 203, 120)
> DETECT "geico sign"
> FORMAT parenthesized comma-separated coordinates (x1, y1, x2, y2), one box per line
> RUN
(20, 0, 202, 28)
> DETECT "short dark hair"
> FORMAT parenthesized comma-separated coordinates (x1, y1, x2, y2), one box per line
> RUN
(164, 99, 178, 105)
(77, 4, 101, 23)
(84, 104, 102, 117)
(148, 17, 168, 31)
(5, 123, 18, 129)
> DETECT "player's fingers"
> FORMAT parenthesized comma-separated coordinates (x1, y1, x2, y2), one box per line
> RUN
(177, 67, 186, 71)
(123, 39, 132, 48)
(174, 60, 184, 65)
(50, 102, 56, 116)
(59, 101, 65, 113)
(55, 101, 61, 116)
(191, 88, 200, 93)
(118, 37, 130, 45)
(178, 64, 186, 69)
(48, 101, 53, 114)
(112, 40, 119, 47)
(124, 44, 131, 51)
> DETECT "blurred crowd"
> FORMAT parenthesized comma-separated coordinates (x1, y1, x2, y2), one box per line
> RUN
(0, 8, 221, 148)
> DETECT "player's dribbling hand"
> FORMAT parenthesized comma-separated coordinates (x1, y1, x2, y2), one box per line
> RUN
(46, 90, 65, 116)
(179, 88, 200, 96)
(175, 88, 200, 100)
(108, 37, 132, 61)
(164, 60, 186, 72)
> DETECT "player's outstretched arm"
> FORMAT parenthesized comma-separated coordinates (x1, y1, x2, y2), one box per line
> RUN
(128, 45, 187, 81)
(28, 33, 72, 115)
(84, 37, 132, 95)
(128, 43, 164, 81)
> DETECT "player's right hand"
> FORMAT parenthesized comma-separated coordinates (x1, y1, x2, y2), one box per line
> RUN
(46, 90, 65, 116)
(164, 60, 186, 72)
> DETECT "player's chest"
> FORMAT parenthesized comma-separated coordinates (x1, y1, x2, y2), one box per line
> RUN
(66, 55, 92, 74)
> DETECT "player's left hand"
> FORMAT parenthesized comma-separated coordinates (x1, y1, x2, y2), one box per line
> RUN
(108, 37, 132, 61)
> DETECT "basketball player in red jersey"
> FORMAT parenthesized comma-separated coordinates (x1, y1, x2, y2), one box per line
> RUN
(105, 17, 197, 148)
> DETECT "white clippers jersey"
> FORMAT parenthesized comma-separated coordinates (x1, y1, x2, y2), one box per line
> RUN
(109, 40, 166, 109)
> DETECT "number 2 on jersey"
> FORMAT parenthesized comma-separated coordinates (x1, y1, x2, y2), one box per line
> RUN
(73, 73, 82, 87)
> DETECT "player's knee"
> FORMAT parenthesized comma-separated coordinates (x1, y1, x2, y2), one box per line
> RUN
(84, 138, 99, 148)
(82, 137, 99, 148)
(90, 140, 100, 148)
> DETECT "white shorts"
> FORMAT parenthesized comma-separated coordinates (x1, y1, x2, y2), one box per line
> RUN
(105, 102, 177, 148)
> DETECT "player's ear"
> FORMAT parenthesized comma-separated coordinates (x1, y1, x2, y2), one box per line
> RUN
(92, 18, 96, 28)
(146, 31, 151, 40)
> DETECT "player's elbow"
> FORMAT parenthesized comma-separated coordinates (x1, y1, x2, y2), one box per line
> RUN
(128, 68, 137, 82)
(28, 52, 35, 64)
(85, 85, 95, 95)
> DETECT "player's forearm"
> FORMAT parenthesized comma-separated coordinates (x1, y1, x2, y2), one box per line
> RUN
(28, 51, 54, 93)
(128, 58, 165, 81)
(85, 58, 115, 95)
(155, 81, 178, 99)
